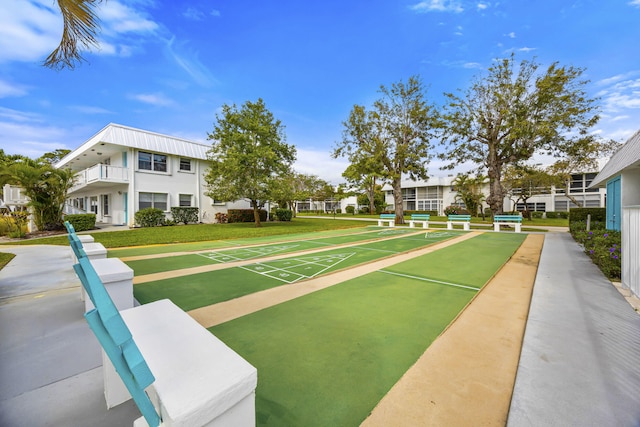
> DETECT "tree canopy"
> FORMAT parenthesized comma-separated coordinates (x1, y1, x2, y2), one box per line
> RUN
(205, 98, 296, 227)
(439, 55, 601, 214)
(333, 76, 438, 223)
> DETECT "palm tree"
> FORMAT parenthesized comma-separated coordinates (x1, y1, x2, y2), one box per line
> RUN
(44, 0, 102, 70)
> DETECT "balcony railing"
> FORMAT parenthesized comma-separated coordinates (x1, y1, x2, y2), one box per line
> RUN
(71, 164, 128, 192)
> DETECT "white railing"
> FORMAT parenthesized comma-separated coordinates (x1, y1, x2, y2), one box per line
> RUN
(71, 164, 128, 191)
(2, 184, 29, 206)
(622, 206, 640, 299)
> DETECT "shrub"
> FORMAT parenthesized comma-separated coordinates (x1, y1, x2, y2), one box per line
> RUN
(570, 220, 621, 279)
(444, 206, 469, 216)
(135, 208, 165, 227)
(64, 213, 96, 232)
(345, 206, 355, 215)
(558, 211, 569, 219)
(569, 207, 606, 223)
(227, 209, 267, 223)
(170, 207, 199, 225)
(215, 212, 228, 224)
(275, 209, 293, 221)
(545, 211, 558, 219)
(404, 210, 438, 216)
(335, 208, 342, 214)
(359, 206, 370, 214)
(531, 211, 544, 218)
(1, 212, 29, 238)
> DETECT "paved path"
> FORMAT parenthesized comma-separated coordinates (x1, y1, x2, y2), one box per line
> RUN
(508, 232, 640, 426)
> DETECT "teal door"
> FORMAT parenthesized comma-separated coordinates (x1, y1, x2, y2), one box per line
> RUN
(606, 176, 621, 231)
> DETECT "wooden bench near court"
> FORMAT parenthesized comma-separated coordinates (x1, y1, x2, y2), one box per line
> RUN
(408, 214, 430, 229)
(493, 214, 523, 233)
(447, 214, 471, 231)
(378, 213, 396, 227)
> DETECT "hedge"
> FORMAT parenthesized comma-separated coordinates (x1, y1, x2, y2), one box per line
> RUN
(135, 208, 165, 227)
(275, 209, 293, 221)
(569, 207, 606, 223)
(404, 210, 438, 216)
(227, 209, 267, 223)
(170, 207, 199, 225)
(64, 213, 96, 232)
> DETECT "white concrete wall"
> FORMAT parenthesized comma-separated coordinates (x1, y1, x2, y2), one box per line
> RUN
(621, 169, 640, 206)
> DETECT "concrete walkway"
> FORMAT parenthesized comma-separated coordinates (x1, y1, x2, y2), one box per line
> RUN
(508, 232, 640, 426)
(1, 231, 639, 426)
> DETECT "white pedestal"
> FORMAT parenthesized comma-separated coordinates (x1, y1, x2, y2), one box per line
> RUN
(84, 258, 133, 312)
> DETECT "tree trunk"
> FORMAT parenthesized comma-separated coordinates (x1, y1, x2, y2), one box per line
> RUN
(393, 177, 404, 224)
(369, 177, 376, 215)
(252, 200, 262, 227)
(564, 183, 583, 207)
(486, 148, 504, 214)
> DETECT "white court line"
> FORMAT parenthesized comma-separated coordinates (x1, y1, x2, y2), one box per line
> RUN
(197, 252, 245, 262)
(378, 269, 481, 291)
(240, 253, 357, 283)
(356, 246, 399, 254)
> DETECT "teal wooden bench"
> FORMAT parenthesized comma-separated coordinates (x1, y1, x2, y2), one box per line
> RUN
(447, 214, 471, 231)
(73, 252, 257, 427)
(493, 214, 522, 233)
(378, 213, 396, 227)
(408, 214, 430, 229)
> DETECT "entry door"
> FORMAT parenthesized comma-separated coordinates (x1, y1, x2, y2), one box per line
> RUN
(606, 176, 621, 231)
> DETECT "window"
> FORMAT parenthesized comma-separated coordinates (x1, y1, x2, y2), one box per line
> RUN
(138, 151, 167, 172)
(102, 194, 110, 216)
(139, 192, 168, 210)
(179, 194, 192, 207)
(179, 158, 192, 171)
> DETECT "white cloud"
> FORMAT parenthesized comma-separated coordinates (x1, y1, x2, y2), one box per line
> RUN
(294, 148, 349, 184)
(477, 3, 489, 10)
(629, 0, 640, 7)
(463, 62, 483, 69)
(183, 7, 205, 21)
(507, 32, 516, 38)
(0, 0, 60, 63)
(68, 105, 114, 115)
(99, 1, 159, 34)
(210, 9, 221, 17)
(164, 37, 218, 88)
(0, 80, 28, 98)
(518, 46, 537, 52)
(0, 112, 73, 158)
(410, 0, 464, 13)
(129, 92, 174, 106)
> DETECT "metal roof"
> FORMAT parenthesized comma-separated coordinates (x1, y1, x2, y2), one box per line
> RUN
(55, 123, 211, 170)
(590, 130, 640, 187)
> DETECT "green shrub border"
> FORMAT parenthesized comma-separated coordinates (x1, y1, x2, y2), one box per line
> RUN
(170, 207, 199, 225)
(64, 213, 96, 232)
(227, 209, 267, 223)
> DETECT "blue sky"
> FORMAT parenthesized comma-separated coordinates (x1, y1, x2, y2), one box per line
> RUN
(1, 0, 639, 183)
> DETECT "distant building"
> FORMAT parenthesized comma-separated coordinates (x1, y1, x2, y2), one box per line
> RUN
(55, 123, 250, 227)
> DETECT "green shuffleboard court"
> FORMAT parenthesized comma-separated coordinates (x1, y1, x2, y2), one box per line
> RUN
(124, 227, 418, 276)
(133, 230, 465, 311)
(210, 232, 526, 426)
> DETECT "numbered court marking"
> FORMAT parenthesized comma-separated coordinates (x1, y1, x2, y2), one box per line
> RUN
(198, 244, 301, 263)
(378, 269, 481, 291)
(240, 252, 357, 284)
(377, 228, 417, 236)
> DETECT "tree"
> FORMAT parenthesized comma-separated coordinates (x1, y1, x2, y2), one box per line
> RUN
(39, 149, 72, 165)
(333, 76, 438, 224)
(205, 99, 296, 227)
(502, 164, 552, 216)
(356, 184, 386, 214)
(451, 173, 486, 217)
(44, 0, 103, 70)
(439, 55, 601, 214)
(0, 159, 76, 231)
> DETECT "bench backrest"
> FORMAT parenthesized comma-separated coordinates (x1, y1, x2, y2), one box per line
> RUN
(494, 215, 522, 222)
(410, 214, 430, 220)
(75, 256, 160, 427)
(64, 220, 75, 234)
(448, 214, 471, 220)
(380, 214, 396, 219)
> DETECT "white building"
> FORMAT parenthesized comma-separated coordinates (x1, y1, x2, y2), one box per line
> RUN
(55, 123, 249, 227)
(381, 173, 605, 216)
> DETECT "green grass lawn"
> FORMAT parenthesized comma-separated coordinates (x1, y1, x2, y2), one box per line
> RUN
(211, 232, 526, 426)
(298, 212, 568, 227)
(0, 252, 16, 271)
(133, 230, 464, 310)
(0, 218, 366, 248)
